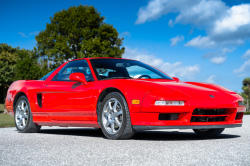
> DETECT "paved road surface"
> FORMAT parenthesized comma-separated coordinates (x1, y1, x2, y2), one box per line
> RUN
(1, 116, 250, 166)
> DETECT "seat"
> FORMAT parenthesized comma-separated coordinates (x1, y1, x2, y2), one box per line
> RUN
(108, 72, 122, 78)
(71, 69, 86, 75)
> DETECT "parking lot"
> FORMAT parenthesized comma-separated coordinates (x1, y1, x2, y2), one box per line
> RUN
(0, 116, 249, 166)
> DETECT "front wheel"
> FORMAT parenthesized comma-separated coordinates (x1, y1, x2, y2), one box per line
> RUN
(193, 128, 225, 137)
(99, 92, 136, 140)
(14, 96, 41, 133)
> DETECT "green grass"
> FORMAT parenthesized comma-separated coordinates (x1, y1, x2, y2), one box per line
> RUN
(0, 104, 4, 111)
(244, 111, 250, 115)
(0, 104, 15, 127)
(0, 114, 15, 128)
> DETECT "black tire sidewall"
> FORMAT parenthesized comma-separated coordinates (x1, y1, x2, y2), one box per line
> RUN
(100, 92, 128, 139)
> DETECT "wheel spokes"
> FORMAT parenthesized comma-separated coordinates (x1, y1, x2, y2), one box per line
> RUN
(115, 111, 122, 117)
(23, 114, 28, 119)
(105, 120, 111, 127)
(18, 105, 22, 111)
(104, 112, 109, 118)
(112, 100, 118, 112)
(22, 118, 26, 126)
(111, 123, 115, 133)
(114, 118, 121, 127)
(108, 101, 113, 111)
(21, 101, 25, 111)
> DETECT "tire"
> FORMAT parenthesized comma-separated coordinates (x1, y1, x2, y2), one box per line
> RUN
(98, 92, 136, 140)
(193, 128, 225, 137)
(14, 96, 41, 133)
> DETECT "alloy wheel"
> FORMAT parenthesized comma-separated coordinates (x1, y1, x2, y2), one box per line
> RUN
(15, 100, 29, 130)
(102, 98, 123, 134)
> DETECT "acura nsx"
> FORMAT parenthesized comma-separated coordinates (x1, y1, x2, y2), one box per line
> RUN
(5, 58, 246, 139)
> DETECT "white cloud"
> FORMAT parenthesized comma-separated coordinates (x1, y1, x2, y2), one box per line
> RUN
(213, 4, 250, 34)
(123, 47, 163, 67)
(120, 31, 131, 38)
(29, 31, 40, 36)
(168, 19, 174, 27)
(234, 59, 250, 76)
(202, 47, 234, 64)
(160, 62, 199, 80)
(221, 47, 235, 55)
(136, 0, 250, 50)
(18, 32, 28, 38)
(135, 0, 170, 24)
(210, 56, 227, 64)
(205, 75, 217, 83)
(18, 31, 39, 38)
(186, 4, 250, 48)
(170, 35, 184, 46)
(185, 36, 215, 49)
(123, 47, 200, 80)
(135, 0, 228, 26)
(242, 49, 250, 59)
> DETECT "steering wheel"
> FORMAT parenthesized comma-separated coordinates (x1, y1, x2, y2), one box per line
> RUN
(138, 75, 152, 79)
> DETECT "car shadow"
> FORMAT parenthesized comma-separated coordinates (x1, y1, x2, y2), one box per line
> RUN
(38, 128, 104, 138)
(37, 128, 240, 141)
(132, 130, 240, 141)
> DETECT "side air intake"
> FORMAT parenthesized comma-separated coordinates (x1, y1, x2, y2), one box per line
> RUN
(37, 94, 42, 108)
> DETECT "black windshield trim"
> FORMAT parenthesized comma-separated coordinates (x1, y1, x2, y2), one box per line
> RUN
(90, 59, 173, 81)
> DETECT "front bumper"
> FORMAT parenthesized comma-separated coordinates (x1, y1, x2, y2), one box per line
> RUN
(133, 124, 242, 130)
(130, 105, 245, 128)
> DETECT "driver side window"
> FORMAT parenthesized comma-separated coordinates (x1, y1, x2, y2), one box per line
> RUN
(54, 60, 94, 82)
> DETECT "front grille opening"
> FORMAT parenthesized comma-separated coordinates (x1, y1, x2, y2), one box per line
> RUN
(190, 116, 226, 122)
(192, 109, 226, 115)
(235, 112, 244, 120)
(159, 113, 179, 120)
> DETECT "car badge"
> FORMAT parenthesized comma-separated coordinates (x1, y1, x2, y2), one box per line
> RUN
(209, 95, 215, 98)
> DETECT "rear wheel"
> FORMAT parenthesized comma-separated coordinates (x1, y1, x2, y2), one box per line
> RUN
(193, 128, 225, 137)
(14, 96, 41, 133)
(99, 92, 136, 140)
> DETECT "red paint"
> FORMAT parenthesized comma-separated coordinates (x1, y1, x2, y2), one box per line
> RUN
(5, 58, 246, 128)
(69, 73, 88, 85)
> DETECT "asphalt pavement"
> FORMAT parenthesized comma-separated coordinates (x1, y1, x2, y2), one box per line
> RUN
(0, 116, 250, 166)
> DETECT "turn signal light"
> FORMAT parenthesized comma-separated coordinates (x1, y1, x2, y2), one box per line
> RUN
(155, 100, 185, 106)
(132, 100, 140, 104)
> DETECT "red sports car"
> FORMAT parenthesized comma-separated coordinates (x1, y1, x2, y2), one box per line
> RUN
(5, 58, 246, 139)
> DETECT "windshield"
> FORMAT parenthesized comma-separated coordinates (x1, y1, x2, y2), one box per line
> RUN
(90, 59, 173, 80)
(39, 68, 58, 80)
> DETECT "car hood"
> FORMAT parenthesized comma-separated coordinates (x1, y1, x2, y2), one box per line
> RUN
(131, 79, 235, 101)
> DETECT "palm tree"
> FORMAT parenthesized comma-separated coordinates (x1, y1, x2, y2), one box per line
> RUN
(243, 78, 250, 112)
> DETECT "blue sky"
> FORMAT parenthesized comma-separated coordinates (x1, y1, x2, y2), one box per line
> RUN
(1, 0, 250, 92)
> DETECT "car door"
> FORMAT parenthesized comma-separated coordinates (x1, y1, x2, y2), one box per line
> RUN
(42, 60, 95, 121)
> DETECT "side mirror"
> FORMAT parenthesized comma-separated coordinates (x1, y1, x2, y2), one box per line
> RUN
(69, 73, 87, 85)
(172, 77, 179, 82)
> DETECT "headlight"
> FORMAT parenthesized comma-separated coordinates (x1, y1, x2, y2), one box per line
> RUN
(155, 100, 185, 106)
